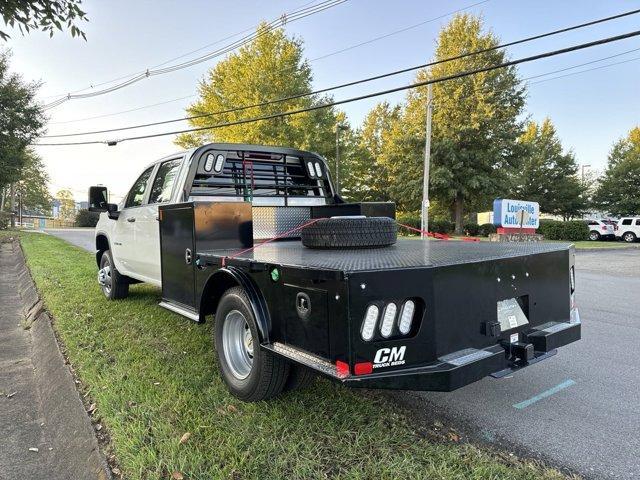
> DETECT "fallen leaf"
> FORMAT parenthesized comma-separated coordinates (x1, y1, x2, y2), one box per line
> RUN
(112, 467, 121, 476)
(226, 404, 238, 413)
(448, 432, 460, 442)
(179, 432, 191, 444)
(6, 391, 17, 398)
(171, 472, 184, 480)
(88, 403, 97, 414)
(96, 424, 103, 431)
(216, 408, 227, 416)
(28, 447, 39, 453)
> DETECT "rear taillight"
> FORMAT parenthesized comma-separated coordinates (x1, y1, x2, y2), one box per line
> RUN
(361, 299, 419, 341)
(361, 305, 379, 341)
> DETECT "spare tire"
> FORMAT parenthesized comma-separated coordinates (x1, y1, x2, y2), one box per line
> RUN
(302, 216, 397, 249)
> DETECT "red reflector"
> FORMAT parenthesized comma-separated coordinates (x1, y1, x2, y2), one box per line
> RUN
(335, 360, 350, 378)
(354, 362, 373, 375)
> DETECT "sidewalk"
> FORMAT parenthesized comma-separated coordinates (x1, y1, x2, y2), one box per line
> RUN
(0, 239, 109, 480)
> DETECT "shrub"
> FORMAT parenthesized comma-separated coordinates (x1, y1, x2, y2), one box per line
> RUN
(396, 211, 421, 235)
(429, 218, 454, 234)
(538, 219, 588, 241)
(463, 222, 480, 236)
(478, 223, 497, 237)
(0, 211, 12, 230)
(75, 209, 99, 227)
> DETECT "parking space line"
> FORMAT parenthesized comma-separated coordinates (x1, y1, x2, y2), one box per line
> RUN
(513, 379, 575, 410)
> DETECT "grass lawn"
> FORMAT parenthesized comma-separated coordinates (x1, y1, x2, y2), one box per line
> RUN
(5, 231, 572, 480)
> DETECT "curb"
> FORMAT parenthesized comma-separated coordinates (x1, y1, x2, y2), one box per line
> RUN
(9, 239, 112, 480)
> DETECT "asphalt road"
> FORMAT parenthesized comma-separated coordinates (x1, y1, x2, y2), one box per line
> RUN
(44, 228, 95, 253)
(44, 228, 640, 479)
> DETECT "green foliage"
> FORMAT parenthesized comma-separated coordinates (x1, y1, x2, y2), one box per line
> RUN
(55, 189, 75, 221)
(538, 219, 588, 241)
(75, 209, 98, 227)
(13, 149, 52, 214)
(0, 51, 45, 188)
(0, 211, 11, 229)
(463, 222, 480, 236)
(175, 24, 338, 164)
(396, 210, 421, 235)
(430, 218, 455, 234)
(0, 0, 88, 40)
(478, 223, 497, 237)
(594, 127, 640, 216)
(375, 14, 526, 233)
(512, 119, 586, 219)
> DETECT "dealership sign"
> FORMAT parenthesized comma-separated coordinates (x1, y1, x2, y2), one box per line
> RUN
(493, 199, 540, 229)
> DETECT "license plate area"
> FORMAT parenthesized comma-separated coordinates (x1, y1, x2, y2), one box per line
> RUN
(497, 295, 529, 332)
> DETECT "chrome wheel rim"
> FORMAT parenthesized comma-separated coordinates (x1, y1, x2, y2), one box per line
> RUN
(589, 232, 598, 241)
(222, 310, 254, 380)
(98, 262, 112, 296)
(625, 233, 634, 242)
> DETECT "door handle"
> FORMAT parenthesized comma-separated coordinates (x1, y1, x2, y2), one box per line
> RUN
(127, 217, 136, 223)
(185, 248, 192, 265)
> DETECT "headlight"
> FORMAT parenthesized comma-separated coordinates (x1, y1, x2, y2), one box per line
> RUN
(361, 305, 379, 341)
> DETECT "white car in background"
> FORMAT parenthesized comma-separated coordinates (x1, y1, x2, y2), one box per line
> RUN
(615, 217, 640, 243)
(586, 219, 616, 241)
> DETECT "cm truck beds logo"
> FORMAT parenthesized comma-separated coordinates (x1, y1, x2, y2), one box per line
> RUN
(373, 346, 406, 369)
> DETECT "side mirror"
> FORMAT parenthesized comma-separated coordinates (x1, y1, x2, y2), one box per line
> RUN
(89, 186, 119, 219)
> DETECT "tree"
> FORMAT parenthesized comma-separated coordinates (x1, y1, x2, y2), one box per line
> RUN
(594, 127, 640, 216)
(175, 24, 338, 164)
(0, 0, 88, 41)
(55, 189, 75, 221)
(376, 14, 526, 233)
(0, 50, 45, 188)
(341, 102, 401, 202)
(14, 149, 53, 214)
(512, 119, 586, 219)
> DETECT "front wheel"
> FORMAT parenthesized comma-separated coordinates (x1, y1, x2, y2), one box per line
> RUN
(214, 287, 289, 401)
(589, 231, 600, 241)
(98, 250, 129, 300)
(623, 232, 637, 243)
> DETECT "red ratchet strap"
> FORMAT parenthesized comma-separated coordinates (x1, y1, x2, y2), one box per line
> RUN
(395, 222, 480, 242)
(221, 218, 321, 267)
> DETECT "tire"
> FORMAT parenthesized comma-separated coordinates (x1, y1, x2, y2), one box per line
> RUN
(623, 232, 637, 243)
(98, 250, 129, 300)
(302, 216, 397, 249)
(283, 364, 316, 393)
(589, 231, 600, 241)
(214, 287, 289, 401)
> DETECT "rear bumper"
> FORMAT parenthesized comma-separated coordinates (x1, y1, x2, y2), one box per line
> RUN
(343, 317, 581, 392)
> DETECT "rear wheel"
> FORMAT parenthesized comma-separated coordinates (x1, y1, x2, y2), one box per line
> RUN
(283, 364, 316, 393)
(589, 231, 600, 241)
(214, 287, 289, 401)
(623, 232, 637, 243)
(98, 250, 129, 300)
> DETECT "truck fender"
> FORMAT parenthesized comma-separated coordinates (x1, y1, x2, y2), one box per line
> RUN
(199, 267, 271, 343)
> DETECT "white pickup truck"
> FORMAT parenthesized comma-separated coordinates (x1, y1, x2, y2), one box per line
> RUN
(90, 142, 580, 402)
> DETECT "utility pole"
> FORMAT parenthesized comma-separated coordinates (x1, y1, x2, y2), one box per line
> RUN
(421, 84, 434, 238)
(10, 183, 15, 228)
(335, 124, 348, 196)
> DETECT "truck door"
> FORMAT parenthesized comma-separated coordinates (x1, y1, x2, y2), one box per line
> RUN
(114, 165, 154, 275)
(136, 157, 183, 283)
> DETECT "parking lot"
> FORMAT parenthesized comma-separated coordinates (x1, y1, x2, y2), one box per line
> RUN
(45, 228, 640, 479)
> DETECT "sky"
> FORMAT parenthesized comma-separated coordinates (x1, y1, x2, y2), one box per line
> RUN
(5, 0, 640, 202)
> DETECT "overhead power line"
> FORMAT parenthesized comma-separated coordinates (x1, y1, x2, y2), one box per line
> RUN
(42, 0, 349, 110)
(35, 29, 640, 147)
(42, 7, 640, 139)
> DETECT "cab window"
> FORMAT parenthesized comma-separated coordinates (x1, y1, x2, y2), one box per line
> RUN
(621, 219, 632, 226)
(125, 166, 154, 208)
(149, 159, 182, 204)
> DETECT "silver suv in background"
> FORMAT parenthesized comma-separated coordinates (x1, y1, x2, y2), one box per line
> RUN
(586, 219, 616, 241)
(615, 217, 640, 243)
